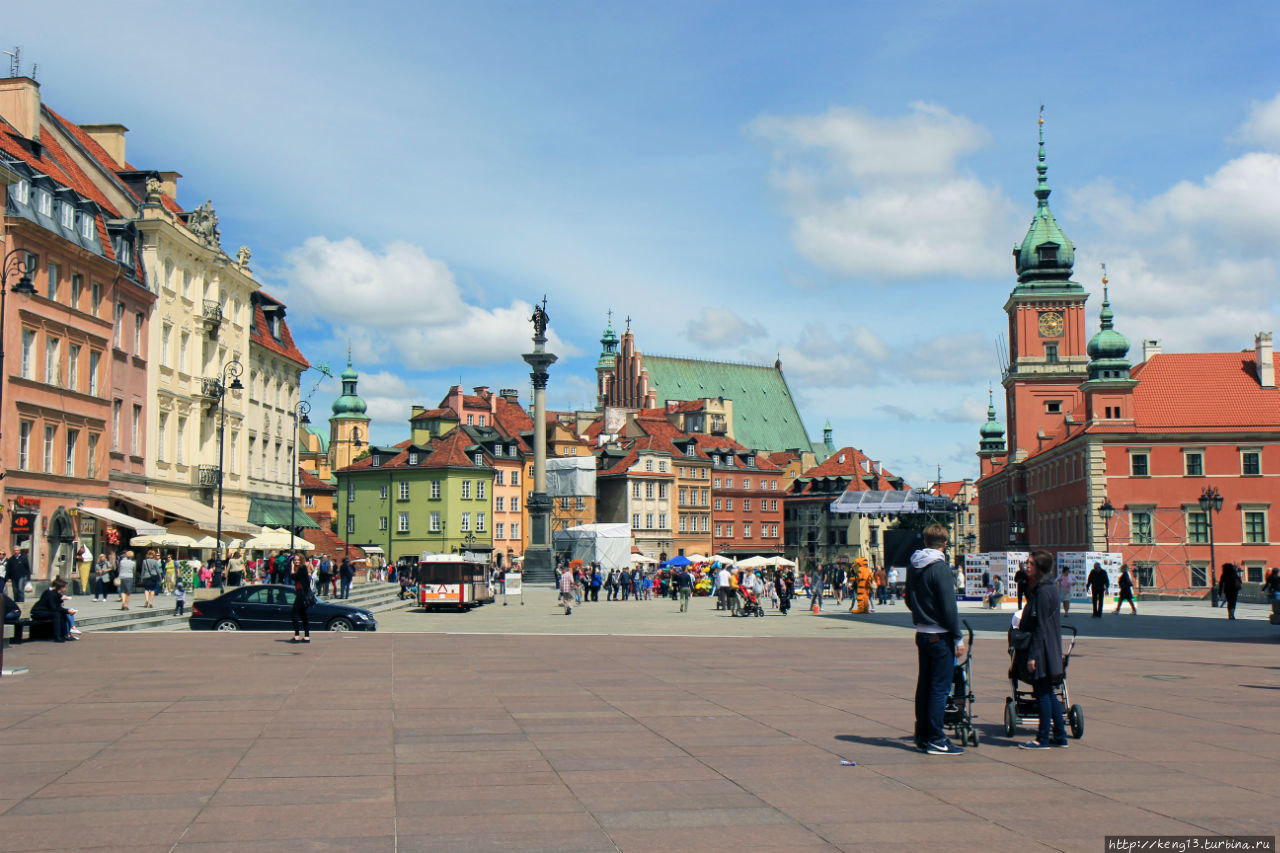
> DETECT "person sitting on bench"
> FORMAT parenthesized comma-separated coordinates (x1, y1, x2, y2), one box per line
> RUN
(3, 591, 20, 642)
(31, 577, 75, 642)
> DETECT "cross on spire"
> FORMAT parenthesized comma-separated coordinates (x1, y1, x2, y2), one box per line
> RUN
(625, 315, 632, 332)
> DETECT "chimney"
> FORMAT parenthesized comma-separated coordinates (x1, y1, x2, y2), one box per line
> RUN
(1142, 339, 1162, 362)
(158, 170, 181, 200)
(1256, 332, 1275, 389)
(499, 388, 519, 403)
(410, 405, 425, 420)
(0, 77, 41, 141)
(79, 123, 129, 167)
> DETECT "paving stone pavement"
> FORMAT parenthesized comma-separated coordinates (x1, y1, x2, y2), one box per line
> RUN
(1, 589, 1276, 852)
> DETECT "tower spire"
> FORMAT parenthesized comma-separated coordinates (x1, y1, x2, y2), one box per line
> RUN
(1035, 105, 1051, 206)
(1098, 263, 1114, 330)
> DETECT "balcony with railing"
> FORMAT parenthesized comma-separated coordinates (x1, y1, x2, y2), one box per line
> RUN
(198, 464, 222, 487)
(202, 299, 223, 334)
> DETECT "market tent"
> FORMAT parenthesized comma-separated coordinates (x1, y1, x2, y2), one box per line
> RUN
(664, 555, 691, 567)
(737, 556, 770, 569)
(245, 530, 315, 551)
(710, 554, 734, 564)
(630, 553, 657, 565)
(767, 556, 797, 568)
(552, 523, 632, 571)
(686, 553, 708, 563)
(130, 533, 197, 548)
(192, 536, 221, 550)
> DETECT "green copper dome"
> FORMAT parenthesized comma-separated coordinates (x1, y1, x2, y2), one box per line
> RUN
(1087, 278, 1132, 381)
(979, 389, 1005, 452)
(1013, 115, 1076, 285)
(597, 315, 619, 370)
(331, 355, 368, 418)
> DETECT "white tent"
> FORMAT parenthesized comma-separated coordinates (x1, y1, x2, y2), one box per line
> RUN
(630, 553, 658, 565)
(710, 554, 734, 564)
(130, 533, 197, 548)
(767, 556, 797, 568)
(244, 530, 314, 551)
(686, 553, 708, 563)
(737, 556, 771, 569)
(552, 523, 632, 570)
(546, 457, 597, 497)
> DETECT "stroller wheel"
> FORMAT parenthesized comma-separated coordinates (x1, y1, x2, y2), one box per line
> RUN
(1004, 698, 1016, 738)
(969, 727, 980, 747)
(1069, 704, 1084, 739)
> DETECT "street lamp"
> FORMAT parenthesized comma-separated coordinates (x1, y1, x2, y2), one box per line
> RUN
(0, 249, 35, 680)
(1098, 498, 1115, 552)
(289, 400, 311, 557)
(1009, 520, 1026, 549)
(1198, 486, 1224, 606)
(212, 359, 244, 578)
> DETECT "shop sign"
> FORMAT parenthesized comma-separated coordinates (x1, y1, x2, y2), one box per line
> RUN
(14, 496, 40, 508)
(79, 518, 97, 536)
(11, 514, 34, 537)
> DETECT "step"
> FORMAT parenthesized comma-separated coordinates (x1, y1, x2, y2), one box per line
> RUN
(89, 613, 190, 632)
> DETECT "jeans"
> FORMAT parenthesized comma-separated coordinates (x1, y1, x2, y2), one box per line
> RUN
(678, 588, 690, 612)
(914, 633, 954, 746)
(291, 598, 310, 637)
(1091, 589, 1105, 617)
(93, 576, 111, 599)
(340, 578, 352, 599)
(1033, 677, 1066, 744)
(7, 576, 26, 603)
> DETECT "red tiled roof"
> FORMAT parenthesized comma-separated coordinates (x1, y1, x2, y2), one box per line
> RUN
(298, 468, 335, 492)
(597, 449, 638, 476)
(1131, 352, 1278, 431)
(419, 428, 487, 470)
(794, 446, 905, 493)
(410, 407, 455, 421)
(934, 480, 966, 500)
(250, 300, 310, 367)
(300, 526, 364, 561)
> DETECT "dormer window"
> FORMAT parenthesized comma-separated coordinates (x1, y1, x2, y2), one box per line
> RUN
(371, 454, 381, 468)
(117, 239, 132, 266)
(1037, 244, 1058, 265)
(408, 452, 419, 465)
(685, 444, 695, 457)
(474, 452, 483, 466)
(12, 180, 28, 205)
(36, 188, 52, 217)
(60, 202, 75, 229)
(746, 456, 756, 468)
(79, 213, 94, 240)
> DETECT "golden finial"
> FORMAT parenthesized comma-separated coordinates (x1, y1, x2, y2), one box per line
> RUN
(1100, 262, 1108, 285)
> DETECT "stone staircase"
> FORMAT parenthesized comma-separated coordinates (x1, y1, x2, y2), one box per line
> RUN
(77, 581, 416, 633)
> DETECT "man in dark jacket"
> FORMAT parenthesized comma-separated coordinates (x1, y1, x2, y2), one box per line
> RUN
(339, 557, 355, 599)
(1086, 562, 1109, 618)
(5, 546, 31, 603)
(906, 524, 966, 756)
(1014, 565, 1029, 609)
(1019, 550, 1067, 749)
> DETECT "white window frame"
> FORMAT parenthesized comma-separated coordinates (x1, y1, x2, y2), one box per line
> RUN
(18, 420, 31, 470)
(43, 424, 56, 473)
(476, 512, 486, 532)
(399, 481, 410, 501)
(430, 512, 441, 532)
(398, 512, 409, 533)
(430, 480, 441, 499)
(461, 512, 471, 532)
(65, 428, 78, 477)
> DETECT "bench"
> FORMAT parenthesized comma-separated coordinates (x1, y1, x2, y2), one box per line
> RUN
(3, 617, 56, 645)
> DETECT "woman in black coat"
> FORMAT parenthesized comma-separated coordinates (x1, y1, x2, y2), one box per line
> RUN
(290, 554, 312, 644)
(31, 577, 73, 642)
(1019, 551, 1066, 749)
(1220, 563, 1242, 620)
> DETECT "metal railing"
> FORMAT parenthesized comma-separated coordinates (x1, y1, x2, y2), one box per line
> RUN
(198, 464, 222, 486)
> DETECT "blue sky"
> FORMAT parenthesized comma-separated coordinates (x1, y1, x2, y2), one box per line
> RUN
(11, 1, 1280, 485)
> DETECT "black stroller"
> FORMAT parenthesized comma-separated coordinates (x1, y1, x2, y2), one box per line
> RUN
(944, 620, 979, 747)
(1003, 624, 1084, 739)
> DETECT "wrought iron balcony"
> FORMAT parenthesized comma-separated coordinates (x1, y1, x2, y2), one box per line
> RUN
(202, 299, 223, 333)
(199, 377, 224, 399)
(198, 464, 222, 487)
(709, 417, 728, 435)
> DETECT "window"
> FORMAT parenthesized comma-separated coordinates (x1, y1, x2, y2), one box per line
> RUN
(510, 522, 519, 539)
(645, 513, 654, 529)
(408, 452, 419, 465)
(715, 498, 722, 511)
(86, 433, 99, 478)
(45, 336, 60, 385)
(89, 350, 100, 395)
(714, 478, 721, 489)
(1245, 563, 1264, 584)
(71, 274, 82, 308)
(743, 478, 751, 489)
(725, 498, 734, 511)
(430, 512, 441, 532)
(379, 484, 389, 500)
(495, 496, 505, 512)
(725, 477, 734, 488)
(134, 313, 144, 354)
(1046, 401, 1062, 414)
(303, 493, 313, 509)
(79, 213, 94, 240)
(179, 332, 189, 373)
(379, 516, 388, 531)
(679, 487, 687, 506)
(633, 513, 641, 529)
(461, 512, 471, 532)
(60, 202, 74, 230)
(157, 413, 167, 463)
(478, 415, 485, 427)
(348, 482, 356, 502)
(117, 239, 131, 266)
(43, 424, 56, 473)
(67, 344, 80, 391)
(1244, 511, 1267, 544)
(114, 302, 125, 348)
(1131, 511, 1153, 544)
(18, 420, 32, 470)
(477, 481, 486, 500)
(430, 480, 441, 499)
(494, 469, 504, 485)
(1241, 450, 1262, 476)
(771, 499, 778, 512)
(743, 498, 751, 511)
(399, 481, 410, 501)
(112, 400, 122, 450)
(176, 417, 186, 465)
(725, 524, 733, 538)
(91, 281, 101, 314)
(476, 512, 486, 532)
(12, 179, 27, 204)
(1044, 343, 1059, 363)
(645, 482, 654, 499)
(398, 512, 409, 533)
(658, 483, 668, 499)
(1186, 511, 1208, 544)
(131, 405, 141, 455)
(685, 445, 695, 457)
(64, 429, 78, 476)
(46, 262, 59, 300)
(495, 522, 505, 539)
(658, 513, 667, 529)
(744, 524, 751, 538)
(1190, 563, 1208, 588)
(474, 452, 483, 466)
(36, 188, 52, 216)
(511, 470, 519, 486)
(462, 481, 471, 500)
(510, 496, 519, 513)
(1130, 452, 1149, 477)
(701, 516, 709, 532)
(21, 329, 36, 378)
(230, 431, 239, 474)
(160, 324, 171, 367)
(658, 461, 667, 472)
(644, 459, 653, 472)
(679, 516, 687, 532)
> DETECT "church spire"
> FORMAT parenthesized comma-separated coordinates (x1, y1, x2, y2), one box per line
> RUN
(979, 386, 1005, 452)
(1035, 105, 1051, 206)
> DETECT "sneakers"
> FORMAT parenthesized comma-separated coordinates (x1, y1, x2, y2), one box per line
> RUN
(925, 740, 965, 756)
(1018, 740, 1052, 750)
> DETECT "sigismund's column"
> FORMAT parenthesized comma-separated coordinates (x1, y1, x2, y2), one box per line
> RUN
(521, 298, 558, 584)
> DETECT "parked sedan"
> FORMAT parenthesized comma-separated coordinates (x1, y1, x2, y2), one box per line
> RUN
(189, 585, 377, 632)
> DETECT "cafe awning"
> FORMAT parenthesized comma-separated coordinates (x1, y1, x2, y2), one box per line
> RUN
(109, 490, 260, 536)
(248, 498, 320, 530)
(77, 506, 165, 536)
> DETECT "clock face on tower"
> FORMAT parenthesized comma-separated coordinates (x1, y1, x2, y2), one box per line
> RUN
(1038, 311, 1064, 338)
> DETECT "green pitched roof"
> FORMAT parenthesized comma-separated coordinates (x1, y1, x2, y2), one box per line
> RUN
(305, 425, 329, 453)
(640, 355, 813, 453)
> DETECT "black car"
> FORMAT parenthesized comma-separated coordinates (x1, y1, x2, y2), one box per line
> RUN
(189, 585, 377, 632)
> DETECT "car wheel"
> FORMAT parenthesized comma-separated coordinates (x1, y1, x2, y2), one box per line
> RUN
(327, 617, 353, 632)
(214, 619, 240, 632)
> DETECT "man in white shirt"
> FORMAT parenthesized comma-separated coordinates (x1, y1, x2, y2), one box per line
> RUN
(716, 566, 732, 611)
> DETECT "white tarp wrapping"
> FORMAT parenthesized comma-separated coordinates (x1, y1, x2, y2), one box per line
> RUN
(552, 523, 632, 570)
(546, 457, 597, 498)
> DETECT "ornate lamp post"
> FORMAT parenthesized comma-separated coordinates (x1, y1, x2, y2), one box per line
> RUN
(1098, 498, 1115, 552)
(521, 298, 557, 583)
(289, 401, 311, 557)
(0, 249, 35, 679)
(1198, 486, 1224, 606)
(212, 359, 244, 576)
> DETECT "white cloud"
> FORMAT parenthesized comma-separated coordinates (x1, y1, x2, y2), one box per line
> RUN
(277, 236, 580, 369)
(684, 308, 766, 347)
(751, 102, 1017, 279)
(1235, 93, 1280, 150)
(779, 325, 990, 389)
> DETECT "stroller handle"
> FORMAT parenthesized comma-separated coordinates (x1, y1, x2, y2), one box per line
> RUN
(1062, 623, 1078, 656)
(962, 619, 974, 645)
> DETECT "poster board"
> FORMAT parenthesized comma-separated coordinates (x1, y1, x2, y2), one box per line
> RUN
(1056, 552, 1122, 600)
(987, 552, 1029, 608)
(504, 570, 523, 605)
(964, 554, 991, 599)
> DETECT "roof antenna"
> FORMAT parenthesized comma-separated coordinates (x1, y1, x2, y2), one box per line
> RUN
(4, 47, 20, 78)
(29, 62, 37, 82)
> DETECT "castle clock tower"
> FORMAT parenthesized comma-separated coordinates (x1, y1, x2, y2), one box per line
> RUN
(1002, 111, 1089, 458)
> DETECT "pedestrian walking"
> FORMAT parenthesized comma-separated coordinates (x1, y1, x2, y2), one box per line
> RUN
(775, 572, 791, 615)
(92, 553, 111, 602)
(905, 524, 965, 755)
(5, 545, 31, 603)
(1114, 564, 1137, 613)
(1058, 566, 1073, 615)
(174, 580, 186, 616)
(140, 550, 162, 608)
(339, 557, 354, 599)
(676, 566, 692, 612)
(116, 550, 136, 610)
(887, 566, 899, 603)
(1018, 550, 1069, 750)
(558, 568, 574, 615)
(1086, 562, 1109, 618)
(1219, 563, 1242, 620)
(290, 554, 313, 643)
